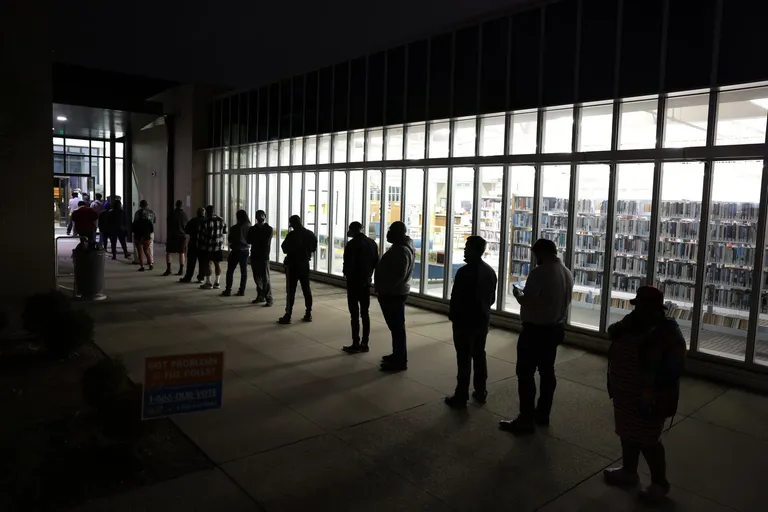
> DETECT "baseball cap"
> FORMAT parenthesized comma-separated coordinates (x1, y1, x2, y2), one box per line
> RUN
(629, 286, 666, 309)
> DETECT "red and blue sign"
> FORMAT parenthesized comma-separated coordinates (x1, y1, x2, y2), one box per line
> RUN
(142, 352, 224, 419)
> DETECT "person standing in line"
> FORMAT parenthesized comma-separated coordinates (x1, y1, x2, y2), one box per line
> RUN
(179, 207, 206, 283)
(132, 210, 154, 271)
(278, 215, 317, 324)
(164, 200, 189, 276)
(66, 191, 80, 235)
(222, 210, 252, 297)
(444, 236, 498, 409)
(374, 221, 415, 372)
(90, 193, 104, 246)
(133, 199, 156, 264)
(246, 210, 274, 306)
(71, 201, 99, 242)
(499, 238, 573, 435)
(198, 205, 227, 290)
(104, 200, 130, 259)
(602, 286, 685, 503)
(341, 221, 379, 353)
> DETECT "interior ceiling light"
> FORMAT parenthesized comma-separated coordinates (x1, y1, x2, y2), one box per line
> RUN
(56, 116, 67, 121)
(748, 98, 768, 110)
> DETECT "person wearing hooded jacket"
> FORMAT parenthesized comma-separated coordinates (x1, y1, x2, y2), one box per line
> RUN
(374, 221, 415, 372)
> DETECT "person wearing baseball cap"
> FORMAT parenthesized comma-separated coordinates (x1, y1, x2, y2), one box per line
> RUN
(602, 285, 686, 503)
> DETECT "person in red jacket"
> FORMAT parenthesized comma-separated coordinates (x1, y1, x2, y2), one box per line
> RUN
(71, 201, 98, 241)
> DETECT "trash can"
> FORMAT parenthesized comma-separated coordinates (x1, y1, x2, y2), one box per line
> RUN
(73, 240, 106, 300)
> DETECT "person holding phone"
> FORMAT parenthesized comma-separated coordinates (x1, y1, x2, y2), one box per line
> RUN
(500, 238, 573, 435)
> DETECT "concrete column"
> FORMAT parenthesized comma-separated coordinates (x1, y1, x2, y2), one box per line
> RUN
(0, 1, 54, 298)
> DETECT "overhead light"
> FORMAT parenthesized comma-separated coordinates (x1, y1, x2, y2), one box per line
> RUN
(56, 116, 67, 121)
(749, 98, 768, 110)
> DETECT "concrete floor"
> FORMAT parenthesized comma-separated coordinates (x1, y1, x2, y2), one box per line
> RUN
(68, 247, 768, 511)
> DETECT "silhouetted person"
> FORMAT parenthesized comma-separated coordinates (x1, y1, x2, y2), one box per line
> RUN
(132, 210, 154, 271)
(444, 236, 498, 409)
(375, 221, 415, 372)
(91, 193, 105, 246)
(164, 200, 189, 276)
(341, 221, 379, 353)
(66, 191, 79, 235)
(247, 210, 274, 306)
(222, 210, 251, 297)
(71, 201, 98, 242)
(278, 215, 317, 324)
(179, 207, 206, 283)
(500, 238, 573, 435)
(198, 205, 227, 290)
(603, 286, 685, 503)
(133, 199, 156, 264)
(104, 200, 129, 259)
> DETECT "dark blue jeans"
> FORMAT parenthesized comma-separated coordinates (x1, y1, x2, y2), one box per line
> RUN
(378, 295, 408, 362)
(225, 249, 249, 292)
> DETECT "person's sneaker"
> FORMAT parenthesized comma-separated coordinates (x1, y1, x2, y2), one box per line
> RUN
(213, 283, 220, 289)
(179, 277, 191, 283)
(148, 265, 154, 271)
(381, 354, 395, 362)
(302, 313, 312, 322)
(138, 267, 145, 272)
(359, 343, 370, 353)
(264, 301, 274, 307)
(472, 390, 488, 404)
(236, 290, 245, 297)
(253, 296, 266, 304)
(200, 283, 213, 290)
(220, 289, 231, 297)
(602, 467, 640, 487)
(499, 416, 535, 436)
(176, 268, 184, 276)
(342, 343, 361, 354)
(639, 482, 671, 503)
(196, 278, 204, 284)
(444, 395, 468, 409)
(380, 360, 407, 372)
(162, 269, 172, 276)
(277, 316, 291, 325)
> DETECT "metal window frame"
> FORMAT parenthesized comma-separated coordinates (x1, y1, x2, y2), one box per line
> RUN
(419, 167, 430, 294)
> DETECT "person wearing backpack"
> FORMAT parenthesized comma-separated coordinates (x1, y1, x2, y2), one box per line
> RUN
(132, 210, 154, 271)
(602, 286, 686, 503)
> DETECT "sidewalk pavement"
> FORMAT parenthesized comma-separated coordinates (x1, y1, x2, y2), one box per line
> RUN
(73, 249, 768, 511)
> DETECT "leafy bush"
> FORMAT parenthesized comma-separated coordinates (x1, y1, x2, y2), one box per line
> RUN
(22, 290, 70, 336)
(22, 291, 94, 357)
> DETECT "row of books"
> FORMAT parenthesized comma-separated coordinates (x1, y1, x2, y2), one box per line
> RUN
(659, 220, 700, 239)
(573, 290, 601, 305)
(709, 224, 758, 243)
(661, 201, 702, 218)
(575, 216, 607, 232)
(541, 216, 569, 230)
(575, 234, 604, 251)
(615, 218, 651, 236)
(540, 231, 567, 248)
(614, 237, 650, 254)
(710, 202, 760, 221)
(705, 266, 754, 288)
(573, 270, 603, 287)
(657, 261, 697, 281)
(616, 200, 652, 216)
(703, 288, 752, 311)
(512, 213, 533, 228)
(513, 196, 534, 211)
(513, 229, 533, 244)
(658, 241, 698, 260)
(612, 275, 646, 293)
(541, 197, 568, 212)
(614, 256, 648, 274)
(574, 252, 604, 267)
(512, 245, 531, 261)
(478, 229, 501, 242)
(707, 245, 756, 265)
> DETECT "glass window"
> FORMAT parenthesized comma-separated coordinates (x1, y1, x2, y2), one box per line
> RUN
(207, 174, 214, 206)
(699, 160, 763, 361)
(333, 132, 347, 163)
(365, 170, 382, 252)
(757, 167, 768, 366)
(609, 163, 653, 324)
(222, 174, 232, 230)
(240, 146, 250, 168)
(66, 138, 90, 154)
(716, 86, 768, 146)
(385, 126, 404, 160)
(247, 174, 257, 220)
(268, 142, 278, 167)
(332, 171, 346, 275)
(367, 129, 384, 161)
(453, 118, 477, 157)
(404, 168, 424, 291)
(53, 137, 64, 153)
(318, 135, 331, 165)
(480, 115, 505, 156)
(509, 111, 538, 155)
(619, 97, 659, 150)
(317, 171, 330, 272)
(348, 170, 365, 226)
(115, 159, 124, 203)
(579, 103, 613, 152)
(304, 172, 316, 240)
(304, 137, 317, 165)
(291, 172, 302, 220)
(570, 164, 610, 331)
(65, 154, 90, 175)
(406, 123, 426, 160)
(478, 167, 503, 307)
(664, 93, 709, 148)
(426, 168, 448, 297)
(278, 140, 290, 166)
(542, 107, 573, 153)
(504, 165, 536, 315)
(655, 161, 706, 348)
(268, 174, 278, 261)
(449, 168, 475, 291)
(428, 120, 450, 158)
(257, 143, 267, 167)
(383, 169, 403, 251)
(115, 143, 124, 158)
(539, 165, 571, 256)
(258, 174, 267, 216)
(89, 140, 104, 156)
(291, 138, 303, 166)
(350, 130, 365, 162)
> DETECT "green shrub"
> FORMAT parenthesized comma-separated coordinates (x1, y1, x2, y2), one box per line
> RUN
(22, 290, 71, 336)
